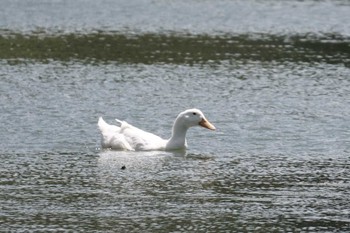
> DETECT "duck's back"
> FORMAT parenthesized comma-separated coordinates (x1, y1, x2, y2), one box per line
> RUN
(118, 121, 167, 150)
(98, 117, 167, 151)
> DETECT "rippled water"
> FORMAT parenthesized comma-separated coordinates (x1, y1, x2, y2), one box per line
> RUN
(1, 0, 350, 35)
(1, 0, 350, 232)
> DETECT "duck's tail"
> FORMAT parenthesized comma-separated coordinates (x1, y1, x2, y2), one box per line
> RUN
(98, 117, 107, 132)
(98, 117, 120, 134)
(97, 117, 133, 150)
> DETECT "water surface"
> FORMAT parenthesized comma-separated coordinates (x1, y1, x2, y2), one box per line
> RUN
(1, 0, 350, 232)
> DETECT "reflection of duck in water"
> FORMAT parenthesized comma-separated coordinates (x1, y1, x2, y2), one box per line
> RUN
(98, 109, 215, 151)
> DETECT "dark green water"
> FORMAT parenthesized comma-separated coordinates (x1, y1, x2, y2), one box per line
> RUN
(1, 0, 350, 232)
(1, 32, 349, 66)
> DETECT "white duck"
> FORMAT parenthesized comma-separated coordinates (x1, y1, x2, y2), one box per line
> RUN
(98, 109, 215, 151)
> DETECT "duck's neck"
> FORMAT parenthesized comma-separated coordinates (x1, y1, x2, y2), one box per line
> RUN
(166, 119, 188, 150)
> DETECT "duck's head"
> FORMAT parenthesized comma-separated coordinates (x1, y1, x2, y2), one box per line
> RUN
(177, 109, 216, 130)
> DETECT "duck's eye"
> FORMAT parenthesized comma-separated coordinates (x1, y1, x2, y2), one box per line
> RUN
(192, 112, 197, 115)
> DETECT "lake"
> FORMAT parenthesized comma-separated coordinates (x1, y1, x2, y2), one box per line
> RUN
(0, 0, 349, 232)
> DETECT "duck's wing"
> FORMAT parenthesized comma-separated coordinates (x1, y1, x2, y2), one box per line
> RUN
(98, 117, 133, 150)
(117, 119, 167, 151)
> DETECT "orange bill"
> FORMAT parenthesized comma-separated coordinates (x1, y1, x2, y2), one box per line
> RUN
(199, 118, 216, 130)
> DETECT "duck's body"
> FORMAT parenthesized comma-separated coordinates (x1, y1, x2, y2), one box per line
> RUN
(98, 109, 215, 151)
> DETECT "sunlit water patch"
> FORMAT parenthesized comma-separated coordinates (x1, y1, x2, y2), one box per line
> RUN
(1, 0, 350, 35)
(1, 61, 349, 155)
